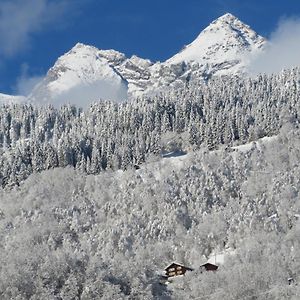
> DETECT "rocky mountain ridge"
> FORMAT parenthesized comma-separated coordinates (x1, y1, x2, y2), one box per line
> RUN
(4, 13, 267, 106)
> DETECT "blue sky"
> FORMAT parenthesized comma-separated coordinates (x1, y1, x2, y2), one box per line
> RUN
(1, 0, 300, 95)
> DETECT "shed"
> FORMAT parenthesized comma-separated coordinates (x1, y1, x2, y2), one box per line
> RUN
(200, 262, 218, 272)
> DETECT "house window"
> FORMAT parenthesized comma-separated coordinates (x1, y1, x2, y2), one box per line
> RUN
(169, 268, 175, 272)
(169, 272, 176, 276)
(177, 270, 183, 275)
(176, 266, 182, 270)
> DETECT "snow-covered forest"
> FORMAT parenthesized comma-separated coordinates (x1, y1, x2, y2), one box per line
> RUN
(1, 68, 300, 187)
(1, 126, 300, 299)
(1, 68, 300, 299)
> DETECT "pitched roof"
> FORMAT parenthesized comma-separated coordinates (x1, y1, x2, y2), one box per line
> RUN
(164, 262, 193, 271)
(200, 262, 218, 267)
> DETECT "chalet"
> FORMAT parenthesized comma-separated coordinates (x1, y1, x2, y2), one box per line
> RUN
(200, 262, 218, 272)
(164, 262, 193, 278)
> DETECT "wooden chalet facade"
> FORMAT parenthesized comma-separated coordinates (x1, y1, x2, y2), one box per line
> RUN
(164, 263, 193, 278)
(161, 261, 218, 283)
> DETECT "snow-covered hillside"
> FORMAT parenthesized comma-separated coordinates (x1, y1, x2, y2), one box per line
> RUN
(1, 125, 299, 299)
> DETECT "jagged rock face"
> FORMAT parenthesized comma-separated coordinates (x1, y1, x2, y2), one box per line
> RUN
(100, 52, 154, 95)
(28, 13, 267, 107)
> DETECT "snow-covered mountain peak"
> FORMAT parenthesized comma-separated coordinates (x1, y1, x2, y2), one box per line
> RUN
(70, 42, 93, 50)
(166, 13, 266, 75)
(48, 43, 122, 90)
(28, 43, 128, 106)
(65, 43, 100, 60)
(25, 13, 268, 107)
(214, 12, 239, 23)
(209, 13, 264, 44)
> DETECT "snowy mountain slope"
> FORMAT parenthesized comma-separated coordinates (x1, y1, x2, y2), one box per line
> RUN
(231, 135, 279, 153)
(136, 135, 279, 182)
(26, 13, 267, 106)
(94, 13, 265, 95)
(28, 43, 128, 107)
(0, 93, 25, 104)
(166, 13, 266, 75)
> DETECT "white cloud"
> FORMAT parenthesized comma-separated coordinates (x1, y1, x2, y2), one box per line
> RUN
(51, 80, 128, 109)
(15, 63, 44, 96)
(0, 0, 73, 57)
(250, 17, 300, 75)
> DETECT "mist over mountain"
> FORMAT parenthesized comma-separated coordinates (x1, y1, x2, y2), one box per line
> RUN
(0, 93, 25, 105)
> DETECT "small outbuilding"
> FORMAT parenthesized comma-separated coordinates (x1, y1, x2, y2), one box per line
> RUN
(200, 262, 218, 272)
(164, 262, 193, 278)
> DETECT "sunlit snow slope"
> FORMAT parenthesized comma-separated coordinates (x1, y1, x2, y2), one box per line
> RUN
(166, 13, 266, 75)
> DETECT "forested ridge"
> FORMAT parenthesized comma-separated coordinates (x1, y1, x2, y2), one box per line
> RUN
(0, 68, 300, 299)
(1, 68, 300, 187)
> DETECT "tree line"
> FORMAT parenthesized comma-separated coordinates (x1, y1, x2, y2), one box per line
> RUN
(0, 68, 300, 187)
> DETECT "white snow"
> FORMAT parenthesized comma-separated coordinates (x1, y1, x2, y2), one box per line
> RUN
(0, 93, 25, 105)
(231, 141, 257, 153)
(207, 253, 225, 265)
(206, 249, 236, 265)
(137, 152, 190, 182)
(231, 135, 278, 153)
(135, 135, 279, 183)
